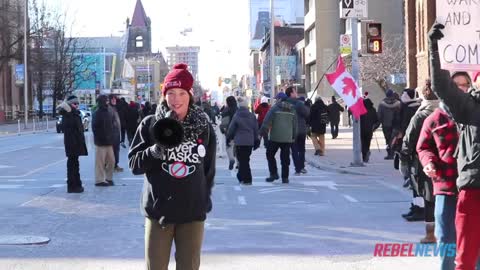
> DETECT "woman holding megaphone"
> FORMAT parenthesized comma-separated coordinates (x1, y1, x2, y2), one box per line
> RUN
(128, 63, 216, 270)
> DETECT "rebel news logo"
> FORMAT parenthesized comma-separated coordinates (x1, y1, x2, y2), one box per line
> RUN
(373, 243, 456, 257)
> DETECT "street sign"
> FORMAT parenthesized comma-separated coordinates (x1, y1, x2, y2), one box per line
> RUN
(341, 0, 368, 19)
(340, 34, 352, 55)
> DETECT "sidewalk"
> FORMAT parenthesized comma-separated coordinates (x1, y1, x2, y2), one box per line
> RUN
(305, 127, 399, 179)
(0, 118, 54, 136)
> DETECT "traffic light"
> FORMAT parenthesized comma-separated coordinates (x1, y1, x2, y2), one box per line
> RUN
(366, 22, 382, 54)
(218, 77, 222, 87)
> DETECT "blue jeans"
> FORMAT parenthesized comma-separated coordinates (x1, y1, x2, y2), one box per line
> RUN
(291, 133, 306, 173)
(435, 195, 456, 270)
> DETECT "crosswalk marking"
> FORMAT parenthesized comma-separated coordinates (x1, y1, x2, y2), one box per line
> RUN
(342, 194, 359, 203)
(259, 187, 318, 194)
(6, 179, 37, 182)
(49, 184, 66, 188)
(299, 181, 338, 190)
(0, 185, 23, 189)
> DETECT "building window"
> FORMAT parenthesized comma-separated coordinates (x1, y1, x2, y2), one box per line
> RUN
(136, 36, 144, 48)
(306, 27, 315, 45)
(309, 63, 317, 89)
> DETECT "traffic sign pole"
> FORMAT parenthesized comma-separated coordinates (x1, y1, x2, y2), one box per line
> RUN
(350, 17, 363, 167)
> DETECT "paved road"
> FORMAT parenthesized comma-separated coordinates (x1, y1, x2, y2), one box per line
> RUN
(0, 131, 439, 269)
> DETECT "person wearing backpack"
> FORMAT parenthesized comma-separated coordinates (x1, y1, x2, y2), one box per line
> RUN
(260, 92, 297, 184)
(309, 97, 329, 156)
(220, 96, 238, 170)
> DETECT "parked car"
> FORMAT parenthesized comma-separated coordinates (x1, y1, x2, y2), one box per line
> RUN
(56, 110, 90, 133)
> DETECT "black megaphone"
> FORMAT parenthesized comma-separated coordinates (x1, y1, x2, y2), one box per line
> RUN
(151, 110, 184, 148)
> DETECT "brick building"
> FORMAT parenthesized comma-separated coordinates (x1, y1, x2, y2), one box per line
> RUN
(404, 0, 436, 89)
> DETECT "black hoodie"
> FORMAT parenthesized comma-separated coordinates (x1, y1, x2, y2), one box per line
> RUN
(128, 103, 216, 224)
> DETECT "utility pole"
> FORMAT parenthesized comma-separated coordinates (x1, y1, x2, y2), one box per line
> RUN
(350, 17, 363, 166)
(24, 0, 29, 127)
(147, 59, 151, 102)
(270, 0, 276, 99)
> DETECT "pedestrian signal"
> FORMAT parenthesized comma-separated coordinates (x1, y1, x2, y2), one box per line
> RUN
(366, 22, 382, 54)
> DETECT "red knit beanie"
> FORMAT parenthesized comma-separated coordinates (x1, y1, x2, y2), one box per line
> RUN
(162, 63, 194, 96)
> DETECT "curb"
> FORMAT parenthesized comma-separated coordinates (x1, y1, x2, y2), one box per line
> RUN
(0, 130, 52, 138)
(305, 157, 380, 177)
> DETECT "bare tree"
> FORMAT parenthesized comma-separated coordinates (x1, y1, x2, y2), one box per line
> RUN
(28, 1, 92, 117)
(0, 0, 23, 70)
(30, 0, 53, 117)
(359, 35, 406, 92)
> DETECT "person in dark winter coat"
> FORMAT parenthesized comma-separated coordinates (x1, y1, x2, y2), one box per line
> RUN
(92, 95, 115, 187)
(128, 63, 216, 270)
(220, 96, 238, 170)
(57, 95, 88, 193)
(377, 89, 401, 159)
(125, 101, 140, 146)
(400, 82, 439, 243)
(227, 97, 259, 185)
(285, 87, 310, 175)
(390, 88, 421, 160)
(360, 98, 379, 162)
(309, 97, 329, 156)
(108, 95, 123, 172)
(395, 88, 421, 136)
(327, 96, 344, 139)
(117, 97, 129, 148)
(142, 101, 152, 119)
(254, 96, 271, 147)
(429, 23, 480, 270)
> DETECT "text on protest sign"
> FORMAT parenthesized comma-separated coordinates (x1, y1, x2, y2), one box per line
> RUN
(436, 0, 480, 71)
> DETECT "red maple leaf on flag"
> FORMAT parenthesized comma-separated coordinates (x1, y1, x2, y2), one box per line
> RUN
(342, 77, 357, 98)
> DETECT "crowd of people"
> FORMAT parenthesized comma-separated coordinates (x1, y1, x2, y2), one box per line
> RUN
(54, 22, 480, 270)
(215, 86, 350, 185)
(57, 93, 166, 192)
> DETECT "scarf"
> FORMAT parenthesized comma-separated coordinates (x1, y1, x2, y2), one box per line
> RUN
(155, 102, 209, 142)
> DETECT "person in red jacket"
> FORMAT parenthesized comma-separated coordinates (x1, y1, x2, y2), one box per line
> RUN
(417, 103, 459, 270)
(254, 96, 271, 147)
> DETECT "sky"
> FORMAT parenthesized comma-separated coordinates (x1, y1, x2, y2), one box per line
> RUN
(44, 0, 251, 90)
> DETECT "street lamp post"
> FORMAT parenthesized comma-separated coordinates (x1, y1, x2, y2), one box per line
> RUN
(24, 0, 29, 127)
(270, 0, 275, 99)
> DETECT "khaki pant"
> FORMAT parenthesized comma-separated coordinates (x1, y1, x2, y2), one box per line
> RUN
(311, 133, 325, 155)
(95, 145, 115, 183)
(145, 218, 204, 270)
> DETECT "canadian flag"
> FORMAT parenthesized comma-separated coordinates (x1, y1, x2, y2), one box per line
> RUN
(326, 56, 367, 120)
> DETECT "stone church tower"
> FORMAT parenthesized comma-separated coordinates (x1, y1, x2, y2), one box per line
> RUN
(126, 0, 152, 58)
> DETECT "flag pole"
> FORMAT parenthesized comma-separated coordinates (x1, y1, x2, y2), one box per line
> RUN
(350, 17, 363, 166)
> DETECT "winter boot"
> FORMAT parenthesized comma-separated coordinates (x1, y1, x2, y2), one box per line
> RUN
(404, 206, 425, 222)
(265, 174, 279, 182)
(420, 223, 437, 244)
(401, 204, 415, 218)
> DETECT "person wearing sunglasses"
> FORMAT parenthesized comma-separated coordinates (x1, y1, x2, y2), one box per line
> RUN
(56, 95, 88, 193)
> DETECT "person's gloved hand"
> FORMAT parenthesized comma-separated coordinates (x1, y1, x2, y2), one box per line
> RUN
(149, 144, 164, 159)
(428, 23, 445, 51)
